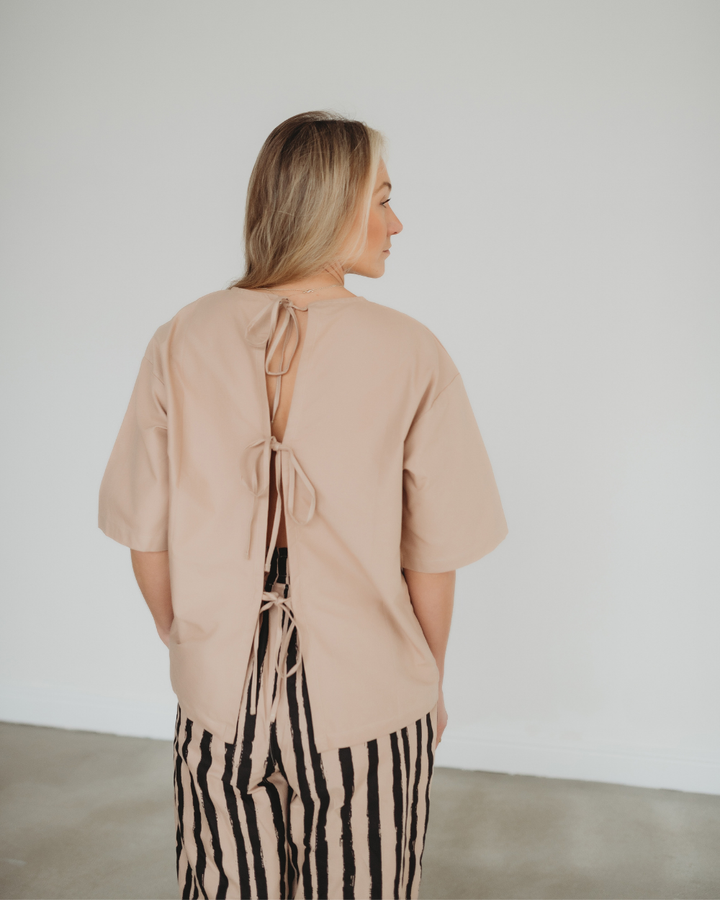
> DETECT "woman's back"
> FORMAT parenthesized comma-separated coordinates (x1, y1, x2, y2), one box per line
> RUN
(99, 284, 507, 746)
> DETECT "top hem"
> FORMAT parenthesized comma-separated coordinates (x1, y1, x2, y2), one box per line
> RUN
(170, 685, 440, 752)
(315, 694, 439, 753)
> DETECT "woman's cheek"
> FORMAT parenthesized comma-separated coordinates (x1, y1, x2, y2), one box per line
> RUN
(368, 212, 385, 250)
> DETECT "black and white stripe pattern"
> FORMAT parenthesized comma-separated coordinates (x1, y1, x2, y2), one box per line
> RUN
(173, 548, 438, 899)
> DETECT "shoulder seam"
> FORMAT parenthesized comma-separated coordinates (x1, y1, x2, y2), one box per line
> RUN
(142, 352, 166, 386)
(412, 372, 461, 426)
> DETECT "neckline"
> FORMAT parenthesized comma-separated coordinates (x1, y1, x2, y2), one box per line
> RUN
(233, 287, 365, 308)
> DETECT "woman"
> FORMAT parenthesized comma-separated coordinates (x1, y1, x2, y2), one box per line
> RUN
(99, 111, 508, 900)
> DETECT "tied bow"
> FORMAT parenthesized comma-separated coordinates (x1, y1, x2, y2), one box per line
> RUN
(245, 295, 307, 424)
(248, 587, 302, 721)
(240, 434, 317, 571)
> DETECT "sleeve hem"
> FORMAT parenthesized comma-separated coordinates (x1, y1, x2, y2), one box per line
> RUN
(401, 526, 508, 573)
(98, 520, 168, 552)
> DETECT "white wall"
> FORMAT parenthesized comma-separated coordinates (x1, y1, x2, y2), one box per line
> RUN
(1, 0, 718, 794)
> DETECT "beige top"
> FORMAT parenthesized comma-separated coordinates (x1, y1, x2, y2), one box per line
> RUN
(98, 288, 508, 751)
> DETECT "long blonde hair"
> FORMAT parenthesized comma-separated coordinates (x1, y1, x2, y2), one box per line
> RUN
(228, 111, 386, 291)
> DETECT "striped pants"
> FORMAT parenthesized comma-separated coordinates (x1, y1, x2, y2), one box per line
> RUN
(173, 548, 438, 899)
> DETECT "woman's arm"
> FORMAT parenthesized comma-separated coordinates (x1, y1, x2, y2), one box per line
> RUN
(403, 568, 455, 743)
(130, 549, 173, 647)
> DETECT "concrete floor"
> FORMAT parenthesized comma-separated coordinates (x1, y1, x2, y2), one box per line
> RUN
(0, 723, 718, 900)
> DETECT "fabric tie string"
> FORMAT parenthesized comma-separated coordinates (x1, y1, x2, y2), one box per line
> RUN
(248, 586, 302, 721)
(241, 294, 310, 725)
(240, 435, 317, 571)
(245, 295, 307, 424)
(241, 294, 316, 572)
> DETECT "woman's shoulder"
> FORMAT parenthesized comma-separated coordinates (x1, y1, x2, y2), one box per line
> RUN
(358, 298, 458, 373)
(144, 288, 265, 350)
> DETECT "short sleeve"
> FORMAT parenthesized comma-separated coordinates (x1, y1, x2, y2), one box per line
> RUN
(400, 373, 508, 572)
(98, 346, 169, 551)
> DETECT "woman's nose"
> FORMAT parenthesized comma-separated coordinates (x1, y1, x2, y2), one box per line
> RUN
(389, 209, 403, 235)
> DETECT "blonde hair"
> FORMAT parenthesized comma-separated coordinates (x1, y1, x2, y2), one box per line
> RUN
(228, 111, 386, 291)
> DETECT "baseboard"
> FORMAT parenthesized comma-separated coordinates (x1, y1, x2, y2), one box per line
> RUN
(1, 683, 718, 795)
(0, 682, 177, 741)
(435, 728, 720, 796)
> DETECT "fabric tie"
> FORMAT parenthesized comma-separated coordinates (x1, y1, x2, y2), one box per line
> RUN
(240, 293, 317, 572)
(240, 435, 316, 571)
(244, 294, 308, 424)
(248, 585, 302, 721)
